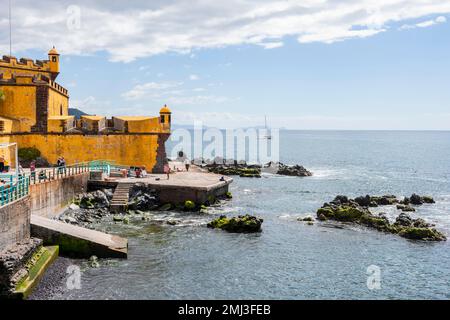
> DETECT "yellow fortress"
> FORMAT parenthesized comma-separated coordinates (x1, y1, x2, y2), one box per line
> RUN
(0, 47, 171, 172)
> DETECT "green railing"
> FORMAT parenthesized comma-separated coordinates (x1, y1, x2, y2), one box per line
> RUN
(0, 160, 115, 207)
(0, 176, 30, 206)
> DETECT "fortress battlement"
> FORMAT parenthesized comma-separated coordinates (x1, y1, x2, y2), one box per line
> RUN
(0, 55, 51, 72)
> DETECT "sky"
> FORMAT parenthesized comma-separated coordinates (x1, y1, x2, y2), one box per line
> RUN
(1, 0, 450, 129)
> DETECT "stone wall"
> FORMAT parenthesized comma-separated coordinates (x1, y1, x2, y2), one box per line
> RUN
(0, 196, 31, 251)
(29, 172, 89, 218)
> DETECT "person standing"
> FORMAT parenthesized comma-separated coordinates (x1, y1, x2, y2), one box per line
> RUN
(30, 160, 36, 182)
(61, 157, 67, 174)
(57, 157, 62, 174)
(0, 156, 5, 173)
(164, 163, 171, 180)
(184, 158, 190, 172)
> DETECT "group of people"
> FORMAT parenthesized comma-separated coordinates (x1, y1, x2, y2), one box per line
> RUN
(134, 166, 148, 178)
(56, 156, 66, 174)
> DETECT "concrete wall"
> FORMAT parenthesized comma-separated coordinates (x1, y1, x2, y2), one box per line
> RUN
(30, 172, 89, 218)
(0, 196, 31, 251)
(154, 183, 230, 205)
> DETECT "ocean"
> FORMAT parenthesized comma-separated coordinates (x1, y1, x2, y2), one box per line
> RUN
(48, 131, 450, 299)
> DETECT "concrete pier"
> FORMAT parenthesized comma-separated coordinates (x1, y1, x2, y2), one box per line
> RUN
(31, 215, 128, 258)
(89, 164, 233, 205)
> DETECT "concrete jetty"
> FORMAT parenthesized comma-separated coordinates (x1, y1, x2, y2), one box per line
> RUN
(30, 215, 128, 258)
(89, 163, 233, 205)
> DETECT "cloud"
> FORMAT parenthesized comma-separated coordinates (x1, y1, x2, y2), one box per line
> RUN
(70, 96, 112, 115)
(122, 80, 229, 105)
(1, 1, 450, 62)
(400, 15, 447, 30)
(189, 74, 200, 81)
(167, 95, 229, 105)
(122, 81, 183, 100)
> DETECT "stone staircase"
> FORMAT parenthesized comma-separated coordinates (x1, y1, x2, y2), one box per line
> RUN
(110, 182, 135, 213)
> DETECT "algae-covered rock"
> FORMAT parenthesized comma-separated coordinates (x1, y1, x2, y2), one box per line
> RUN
(422, 196, 435, 204)
(113, 215, 124, 222)
(298, 216, 314, 222)
(396, 204, 416, 212)
(158, 203, 172, 211)
(184, 200, 196, 211)
(88, 256, 100, 268)
(317, 205, 367, 222)
(398, 227, 446, 241)
(316, 196, 446, 242)
(226, 192, 233, 199)
(207, 215, 263, 233)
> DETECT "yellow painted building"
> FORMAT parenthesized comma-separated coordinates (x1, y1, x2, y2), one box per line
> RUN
(0, 48, 171, 172)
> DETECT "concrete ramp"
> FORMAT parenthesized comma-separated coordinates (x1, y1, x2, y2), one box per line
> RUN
(31, 215, 127, 259)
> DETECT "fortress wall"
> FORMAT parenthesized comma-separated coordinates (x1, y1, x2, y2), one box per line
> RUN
(0, 133, 164, 171)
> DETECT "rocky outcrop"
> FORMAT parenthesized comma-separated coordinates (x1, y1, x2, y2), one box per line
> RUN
(207, 215, 263, 233)
(400, 194, 435, 206)
(206, 163, 262, 178)
(75, 190, 111, 209)
(266, 162, 313, 177)
(58, 189, 114, 227)
(316, 196, 446, 241)
(128, 185, 159, 211)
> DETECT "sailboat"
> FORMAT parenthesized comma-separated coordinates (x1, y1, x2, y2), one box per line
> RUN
(263, 115, 272, 140)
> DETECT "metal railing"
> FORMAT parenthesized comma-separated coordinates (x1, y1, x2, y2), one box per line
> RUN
(0, 176, 30, 206)
(0, 160, 114, 207)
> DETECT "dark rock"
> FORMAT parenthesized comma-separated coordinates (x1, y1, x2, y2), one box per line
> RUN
(316, 196, 446, 242)
(207, 215, 263, 233)
(398, 227, 446, 241)
(396, 204, 416, 212)
(394, 213, 413, 227)
(354, 195, 371, 207)
(274, 162, 313, 177)
(298, 216, 314, 222)
(409, 194, 424, 205)
(422, 196, 435, 204)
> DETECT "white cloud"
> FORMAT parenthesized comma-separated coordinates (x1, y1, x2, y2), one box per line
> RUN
(122, 81, 183, 100)
(189, 74, 200, 81)
(167, 95, 229, 105)
(400, 15, 447, 30)
(70, 96, 112, 115)
(1, 1, 450, 62)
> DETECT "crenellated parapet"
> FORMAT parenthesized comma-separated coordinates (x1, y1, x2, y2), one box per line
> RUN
(0, 55, 52, 72)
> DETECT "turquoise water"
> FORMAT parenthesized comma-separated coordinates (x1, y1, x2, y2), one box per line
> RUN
(55, 131, 450, 300)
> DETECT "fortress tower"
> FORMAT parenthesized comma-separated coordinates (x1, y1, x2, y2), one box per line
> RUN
(0, 48, 171, 172)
